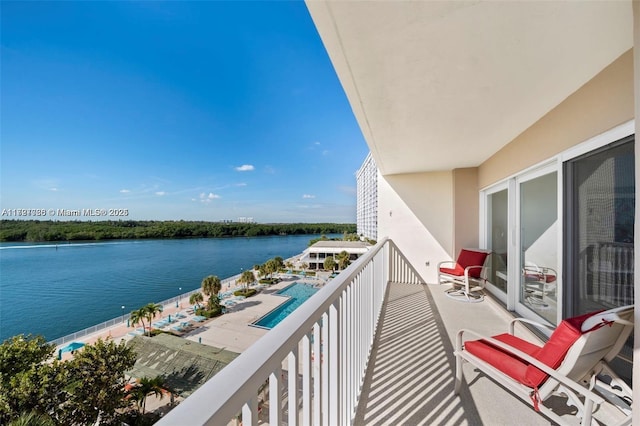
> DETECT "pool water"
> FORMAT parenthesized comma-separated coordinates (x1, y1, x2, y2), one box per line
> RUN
(253, 283, 318, 329)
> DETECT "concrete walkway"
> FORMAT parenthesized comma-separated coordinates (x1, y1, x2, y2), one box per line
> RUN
(355, 282, 551, 425)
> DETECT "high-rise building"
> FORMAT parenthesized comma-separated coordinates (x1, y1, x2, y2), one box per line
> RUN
(356, 153, 378, 241)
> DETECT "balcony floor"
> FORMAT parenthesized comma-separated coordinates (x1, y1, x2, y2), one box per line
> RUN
(353, 281, 626, 425)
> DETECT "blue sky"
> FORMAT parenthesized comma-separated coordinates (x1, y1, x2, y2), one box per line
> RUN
(1, 1, 368, 223)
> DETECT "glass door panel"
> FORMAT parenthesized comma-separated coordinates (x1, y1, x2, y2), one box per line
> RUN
(486, 188, 508, 295)
(565, 137, 634, 384)
(519, 172, 558, 324)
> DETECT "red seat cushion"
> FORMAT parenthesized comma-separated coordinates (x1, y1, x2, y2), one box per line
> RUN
(466, 333, 542, 383)
(465, 310, 605, 388)
(440, 265, 464, 277)
(524, 272, 557, 283)
(440, 250, 488, 278)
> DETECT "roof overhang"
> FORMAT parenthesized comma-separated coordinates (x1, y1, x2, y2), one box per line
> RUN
(306, 1, 633, 175)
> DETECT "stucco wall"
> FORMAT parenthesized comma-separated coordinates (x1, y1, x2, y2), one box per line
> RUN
(378, 171, 453, 283)
(453, 168, 479, 255)
(478, 49, 634, 189)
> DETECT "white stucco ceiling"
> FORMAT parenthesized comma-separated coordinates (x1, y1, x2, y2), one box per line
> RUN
(306, 1, 633, 176)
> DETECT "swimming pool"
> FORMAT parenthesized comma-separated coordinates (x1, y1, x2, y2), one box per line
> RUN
(252, 283, 318, 329)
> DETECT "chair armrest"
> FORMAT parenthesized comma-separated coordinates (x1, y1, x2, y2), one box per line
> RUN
(463, 265, 484, 278)
(437, 260, 456, 270)
(509, 318, 556, 335)
(455, 328, 605, 406)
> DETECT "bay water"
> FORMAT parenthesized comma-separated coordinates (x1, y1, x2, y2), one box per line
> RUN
(0, 234, 322, 342)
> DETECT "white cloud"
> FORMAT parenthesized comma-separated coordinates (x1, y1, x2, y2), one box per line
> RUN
(235, 183, 247, 187)
(199, 192, 220, 203)
(302, 194, 315, 199)
(49, 187, 58, 192)
(155, 191, 166, 196)
(322, 150, 330, 156)
(235, 164, 255, 172)
(120, 189, 130, 193)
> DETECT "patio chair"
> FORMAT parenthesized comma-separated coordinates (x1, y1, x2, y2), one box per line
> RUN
(438, 248, 489, 302)
(523, 263, 557, 307)
(454, 305, 634, 426)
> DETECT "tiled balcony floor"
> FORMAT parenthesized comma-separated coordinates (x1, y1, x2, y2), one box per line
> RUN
(354, 281, 608, 426)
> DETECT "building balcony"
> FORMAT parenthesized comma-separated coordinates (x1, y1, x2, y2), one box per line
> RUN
(158, 238, 629, 425)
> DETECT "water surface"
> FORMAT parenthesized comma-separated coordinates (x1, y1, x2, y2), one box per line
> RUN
(0, 235, 321, 341)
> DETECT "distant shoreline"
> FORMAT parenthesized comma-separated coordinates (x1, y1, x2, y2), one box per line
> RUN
(0, 220, 356, 243)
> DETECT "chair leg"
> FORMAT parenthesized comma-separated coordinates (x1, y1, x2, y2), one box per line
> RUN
(454, 354, 462, 395)
(581, 398, 594, 426)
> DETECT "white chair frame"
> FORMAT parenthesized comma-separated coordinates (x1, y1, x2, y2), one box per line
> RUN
(454, 306, 634, 426)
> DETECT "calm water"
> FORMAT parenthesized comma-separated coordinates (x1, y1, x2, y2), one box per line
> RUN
(253, 282, 318, 329)
(0, 235, 325, 342)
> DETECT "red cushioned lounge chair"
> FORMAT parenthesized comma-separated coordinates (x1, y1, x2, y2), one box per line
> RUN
(454, 305, 634, 425)
(438, 249, 489, 302)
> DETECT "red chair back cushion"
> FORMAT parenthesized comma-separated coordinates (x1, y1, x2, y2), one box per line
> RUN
(456, 249, 488, 278)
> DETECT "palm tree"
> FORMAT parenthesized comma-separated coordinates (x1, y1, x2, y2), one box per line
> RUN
(130, 308, 149, 336)
(324, 257, 337, 271)
(201, 275, 221, 309)
(274, 256, 284, 272)
(337, 250, 351, 270)
(265, 258, 279, 278)
(201, 275, 221, 298)
(238, 270, 256, 290)
(143, 303, 162, 333)
(129, 376, 166, 414)
(189, 292, 204, 308)
(258, 264, 267, 279)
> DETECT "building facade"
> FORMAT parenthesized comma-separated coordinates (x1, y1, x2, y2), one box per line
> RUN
(356, 153, 378, 241)
(300, 241, 371, 270)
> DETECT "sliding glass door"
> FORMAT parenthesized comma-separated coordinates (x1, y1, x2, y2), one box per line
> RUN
(518, 170, 558, 324)
(564, 136, 634, 384)
(484, 186, 509, 303)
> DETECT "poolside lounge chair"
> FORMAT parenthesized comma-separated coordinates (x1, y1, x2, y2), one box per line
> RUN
(454, 305, 634, 425)
(438, 248, 489, 302)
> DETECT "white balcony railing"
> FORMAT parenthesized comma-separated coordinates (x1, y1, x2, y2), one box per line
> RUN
(158, 238, 423, 425)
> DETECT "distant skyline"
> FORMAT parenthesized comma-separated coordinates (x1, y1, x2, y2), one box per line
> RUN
(1, 1, 368, 223)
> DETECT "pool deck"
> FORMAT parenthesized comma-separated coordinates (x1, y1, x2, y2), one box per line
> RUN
(55, 272, 325, 357)
(183, 275, 321, 353)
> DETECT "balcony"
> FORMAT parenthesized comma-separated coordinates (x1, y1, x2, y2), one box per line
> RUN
(158, 239, 628, 425)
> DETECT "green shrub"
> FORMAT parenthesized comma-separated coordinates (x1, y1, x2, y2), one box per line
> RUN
(195, 306, 223, 318)
(233, 288, 257, 298)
